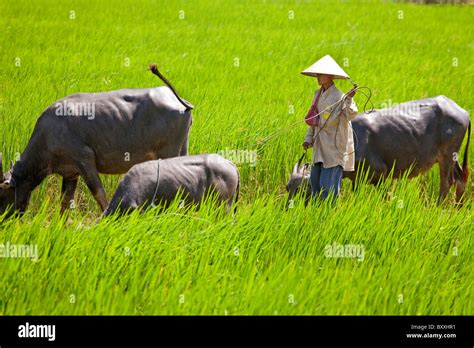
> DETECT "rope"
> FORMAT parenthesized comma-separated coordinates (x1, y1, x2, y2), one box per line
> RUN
(257, 84, 373, 148)
(332, 86, 374, 157)
(292, 150, 312, 176)
(150, 159, 161, 208)
(297, 150, 307, 167)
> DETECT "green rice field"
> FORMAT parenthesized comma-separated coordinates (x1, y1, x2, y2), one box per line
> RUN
(0, 0, 472, 315)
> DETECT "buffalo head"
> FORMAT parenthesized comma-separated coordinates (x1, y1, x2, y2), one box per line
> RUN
(0, 154, 16, 217)
(286, 158, 311, 207)
(0, 155, 32, 218)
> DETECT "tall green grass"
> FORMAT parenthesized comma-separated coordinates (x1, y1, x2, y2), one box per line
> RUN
(0, 0, 472, 314)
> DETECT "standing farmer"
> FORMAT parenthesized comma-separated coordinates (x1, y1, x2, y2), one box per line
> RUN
(301, 55, 358, 202)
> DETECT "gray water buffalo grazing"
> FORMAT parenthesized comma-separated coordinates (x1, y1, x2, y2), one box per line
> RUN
(0, 64, 193, 217)
(345, 95, 470, 204)
(287, 95, 470, 205)
(103, 154, 240, 216)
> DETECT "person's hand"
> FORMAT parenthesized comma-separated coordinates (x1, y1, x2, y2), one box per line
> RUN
(303, 142, 311, 150)
(347, 84, 358, 98)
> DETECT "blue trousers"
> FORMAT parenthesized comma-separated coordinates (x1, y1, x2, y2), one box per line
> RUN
(310, 162, 343, 201)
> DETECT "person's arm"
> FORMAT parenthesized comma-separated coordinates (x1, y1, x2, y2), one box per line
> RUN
(303, 126, 314, 149)
(343, 96, 358, 121)
(303, 89, 319, 149)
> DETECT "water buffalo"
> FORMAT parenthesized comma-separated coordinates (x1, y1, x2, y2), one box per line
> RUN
(287, 95, 470, 205)
(0, 64, 193, 217)
(102, 154, 240, 216)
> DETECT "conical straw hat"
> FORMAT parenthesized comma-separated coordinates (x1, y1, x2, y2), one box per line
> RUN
(301, 55, 350, 79)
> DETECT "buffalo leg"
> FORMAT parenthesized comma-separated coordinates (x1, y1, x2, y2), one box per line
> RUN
(83, 172, 108, 212)
(455, 180, 466, 207)
(351, 179, 357, 192)
(453, 163, 466, 206)
(438, 160, 455, 204)
(179, 118, 192, 156)
(60, 177, 78, 213)
(179, 132, 189, 156)
(76, 161, 108, 212)
(369, 162, 388, 186)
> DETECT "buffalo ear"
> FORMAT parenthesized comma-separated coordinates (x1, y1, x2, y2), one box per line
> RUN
(302, 163, 309, 174)
(0, 176, 15, 189)
(292, 163, 300, 174)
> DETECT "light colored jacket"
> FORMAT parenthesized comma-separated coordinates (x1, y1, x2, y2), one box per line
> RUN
(304, 84, 358, 171)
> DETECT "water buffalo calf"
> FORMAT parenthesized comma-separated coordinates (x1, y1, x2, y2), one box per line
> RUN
(103, 154, 240, 216)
